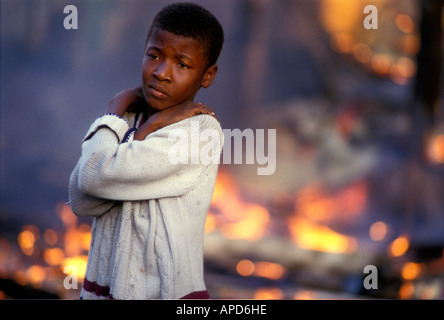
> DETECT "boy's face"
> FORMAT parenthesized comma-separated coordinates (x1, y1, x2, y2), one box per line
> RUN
(141, 29, 217, 111)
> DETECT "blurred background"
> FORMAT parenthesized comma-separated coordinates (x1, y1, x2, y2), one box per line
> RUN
(1, 0, 443, 299)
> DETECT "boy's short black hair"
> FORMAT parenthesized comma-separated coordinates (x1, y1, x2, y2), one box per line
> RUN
(146, 2, 224, 68)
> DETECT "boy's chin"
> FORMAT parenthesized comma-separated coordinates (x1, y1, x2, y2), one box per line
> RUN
(148, 102, 173, 111)
(147, 98, 185, 112)
(144, 97, 167, 111)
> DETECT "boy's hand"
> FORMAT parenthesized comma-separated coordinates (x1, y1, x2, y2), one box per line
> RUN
(134, 101, 217, 140)
(107, 87, 147, 116)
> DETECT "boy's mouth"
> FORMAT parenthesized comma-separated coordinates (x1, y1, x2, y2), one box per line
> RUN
(148, 84, 168, 99)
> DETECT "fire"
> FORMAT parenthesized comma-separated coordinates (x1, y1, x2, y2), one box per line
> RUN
(401, 262, 422, 280)
(288, 217, 357, 254)
(288, 181, 367, 254)
(236, 259, 255, 277)
(371, 54, 392, 75)
(64, 225, 91, 257)
(320, 0, 361, 35)
(293, 181, 367, 224)
(56, 203, 91, 280)
(236, 259, 285, 280)
(43, 229, 58, 246)
(206, 170, 270, 241)
(369, 221, 388, 241)
(43, 248, 65, 266)
(207, 169, 367, 255)
(204, 214, 216, 234)
(395, 14, 415, 34)
(253, 287, 283, 300)
(388, 234, 410, 257)
(220, 204, 269, 240)
(62, 256, 88, 280)
(398, 281, 415, 299)
(294, 290, 316, 300)
(26, 265, 45, 288)
(1, 202, 93, 297)
(254, 262, 285, 280)
(17, 225, 40, 256)
(17, 229, 36, 256)
(14, 270, 27, 286)
(427, 134, 444, 164)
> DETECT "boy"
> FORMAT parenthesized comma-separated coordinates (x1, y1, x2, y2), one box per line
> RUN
(68, 3, 224, 299)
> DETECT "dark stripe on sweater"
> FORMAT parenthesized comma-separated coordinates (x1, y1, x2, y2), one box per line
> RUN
(83, 277, 114, 299)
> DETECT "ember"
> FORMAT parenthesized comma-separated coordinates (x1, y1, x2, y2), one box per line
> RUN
(388, 235, 410, 258)
(236, 259, 285, 280)
(427, 134, 444, 164)
(253, 287, 283, 300)
(0, 202, 90, 298)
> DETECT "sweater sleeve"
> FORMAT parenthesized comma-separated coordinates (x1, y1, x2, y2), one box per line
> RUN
(77, 114, 223, 201)
(68, 161, 118, 217)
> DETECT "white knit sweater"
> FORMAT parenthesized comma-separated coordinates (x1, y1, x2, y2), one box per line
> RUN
(68, 112, 222, 299)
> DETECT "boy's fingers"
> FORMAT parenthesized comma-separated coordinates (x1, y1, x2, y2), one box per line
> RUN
(200, 107, 217, 120)
(178, 101, 217, 120)
(196, 102, 213, 113)
(197, 103, 217, 118)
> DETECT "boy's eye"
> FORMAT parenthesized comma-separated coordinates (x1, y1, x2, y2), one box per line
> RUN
(148, 54, 160, 61)
(177, 62, 190, 70)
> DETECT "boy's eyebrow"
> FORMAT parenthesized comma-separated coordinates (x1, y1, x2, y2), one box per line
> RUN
(174, 52, 193, 61)
(146, 46, 193, 62)
(146, 45, 161, 53)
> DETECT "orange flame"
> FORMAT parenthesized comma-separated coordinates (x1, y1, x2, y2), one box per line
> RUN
(253, 287, 283, 300)
(236, 259, 285, 280)
(206, 170, 270, 241)
(7, 203, 93, 292)
(56, 203, 91, 280)
(401, 262, 422, 280)
(288, 217, 357, 254)
(399, 281, 415, 299)
(220, 204, 269, 240)
(388, 234, 410, 257)
(43, 248, 65, 266)
(288, 181, 367, 254)
(17, 225, 40, 256)
(207, 170, 367, 254)
(26, 265, 45, 288)
(17, 229, 36, 256)
(294, 181, 367, 223)
(62, 256, 88, 280)
(294, 290, 316, 300)
(427, 134, 444, 164)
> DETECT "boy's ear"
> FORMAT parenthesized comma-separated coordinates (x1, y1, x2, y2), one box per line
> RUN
(201, 65, 218, 88)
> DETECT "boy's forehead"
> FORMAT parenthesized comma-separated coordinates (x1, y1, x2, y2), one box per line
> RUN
(146, 28, 210, 66)
(147, 29, 204, 52)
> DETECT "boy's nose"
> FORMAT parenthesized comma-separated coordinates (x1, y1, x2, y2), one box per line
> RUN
(153, 62, 171, 82)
